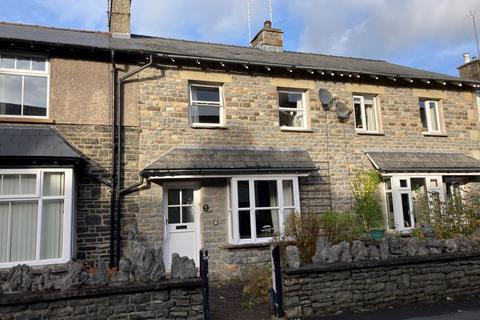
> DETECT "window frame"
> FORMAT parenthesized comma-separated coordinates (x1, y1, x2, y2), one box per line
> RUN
(0, 168, 73, 268)
(353, 94, 380, 133)
(419, 99, 442, 134)
(189, 82, 224, 127)
(229, 175, 300, 245)
(0, 52, 50, 119)
(277, 89, 309, 130)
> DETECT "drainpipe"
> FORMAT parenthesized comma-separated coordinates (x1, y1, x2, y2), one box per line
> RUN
(113, 55, 153, 267)
(110, 51, 117, 268)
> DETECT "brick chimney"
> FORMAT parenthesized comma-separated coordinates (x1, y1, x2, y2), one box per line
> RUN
(250, 20, 283, 52)
(458, 52, 480, 80)
(109, 0, 131, 38)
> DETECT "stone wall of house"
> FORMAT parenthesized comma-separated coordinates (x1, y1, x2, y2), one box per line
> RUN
(135, 68, 480, 215)
(0, 280, 203, 320)
(282, 252, 480, 318)
(130, 67, 480, 276)
(55, 124, 141, 261)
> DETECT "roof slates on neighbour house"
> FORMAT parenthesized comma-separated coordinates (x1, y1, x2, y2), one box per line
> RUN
(0, 125, 84, 160)
(365, 151, 480, 173)
(142, 146, 317, 177)
(0, 22, 477, 85)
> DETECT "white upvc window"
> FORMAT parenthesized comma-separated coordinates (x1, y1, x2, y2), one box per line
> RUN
(278, 89, 308, 130)
(0, 53, 49, 118)
(383, 175, 443, 232)
(353, 95, 379, 133)
(0, 169, 73, 268)
(419, 100, 441, 134)
(189, 83, 224, 126)
(229, 176, 300, 244)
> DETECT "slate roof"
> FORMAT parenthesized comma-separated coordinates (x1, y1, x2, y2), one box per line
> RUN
(0, 125, 84, 160)
(142, 146, 317, 177)
(365, 151, 480, 173)
(0, 22, 476, 84)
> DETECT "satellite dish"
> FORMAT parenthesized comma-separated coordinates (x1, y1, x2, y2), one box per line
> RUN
(335, 101, 351, 119)
(319, 89, 333, 106)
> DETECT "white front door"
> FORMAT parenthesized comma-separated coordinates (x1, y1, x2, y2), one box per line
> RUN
(163, 186, 201, 270)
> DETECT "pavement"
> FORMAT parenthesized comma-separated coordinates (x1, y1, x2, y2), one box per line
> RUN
(309, 295, 480, 320)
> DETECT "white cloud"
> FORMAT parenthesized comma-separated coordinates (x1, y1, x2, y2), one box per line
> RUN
(131, 0, 271, 45)
(289, 0, 480, 60)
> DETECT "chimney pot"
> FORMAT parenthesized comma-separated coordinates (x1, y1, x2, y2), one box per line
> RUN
(250, 20, 283, 52)
(464, 52, 471, 64)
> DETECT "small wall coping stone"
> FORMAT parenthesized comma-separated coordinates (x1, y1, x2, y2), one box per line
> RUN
(0, 278, 203, 306)
(284, 251, 480, 275)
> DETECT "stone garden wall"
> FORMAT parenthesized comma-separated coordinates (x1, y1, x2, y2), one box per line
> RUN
(283, 235, 480, 318)
(0, 280, 203, 320)
(0, 227, 203, 319)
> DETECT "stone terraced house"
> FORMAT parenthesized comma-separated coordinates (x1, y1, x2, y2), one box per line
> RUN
(0, 0, 479, 279)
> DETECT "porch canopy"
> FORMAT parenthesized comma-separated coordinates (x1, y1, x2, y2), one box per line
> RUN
(365, 151, 480, 174)
(0, 125, 84, 165)
(142, 145, 317, 177)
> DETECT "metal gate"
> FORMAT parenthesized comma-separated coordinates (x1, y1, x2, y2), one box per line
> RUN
(200, 249, 209, 320)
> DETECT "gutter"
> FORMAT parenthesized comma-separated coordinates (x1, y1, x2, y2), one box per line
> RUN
(110, 53, 153, 267)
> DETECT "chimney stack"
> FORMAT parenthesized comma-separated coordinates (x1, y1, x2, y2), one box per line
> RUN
(250, 20, 283, 52)
(458, 52, 480, 80)
(109, 0, 131, 38)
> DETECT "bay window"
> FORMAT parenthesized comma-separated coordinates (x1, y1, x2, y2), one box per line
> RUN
(0, 169, 73, 267)
(230, 176, 300, 244)
(0, 53, 49, 117)
(384, 175, 444, 232)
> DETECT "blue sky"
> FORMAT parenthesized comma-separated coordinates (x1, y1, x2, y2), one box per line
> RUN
(2, 0, 480, 76)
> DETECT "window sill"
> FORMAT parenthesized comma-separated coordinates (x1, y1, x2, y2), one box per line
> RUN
(190, 125, 228, 130)
(356, 131, 384, 136)
(422, 132, 448, 137)
(280, 127, 313, 133)
(223, 242, 273, 250)
(0, 117, 55, 124)
(0, 258, 70, 271)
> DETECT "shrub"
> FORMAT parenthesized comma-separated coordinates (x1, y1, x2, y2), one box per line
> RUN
(413, 190, 480, 239)
(241, 265, 272, 308)
(351, 169, 384, 230)
(318, 211, 365, 243)
(283, 213, 322, 264)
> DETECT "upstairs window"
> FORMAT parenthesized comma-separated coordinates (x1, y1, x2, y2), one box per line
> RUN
(189, 83, 224, 126)
(353, 95, 379, 133)
(0, 53, 49, 117)
(419, 100, 441, 134)
(278, 90, 308, 129)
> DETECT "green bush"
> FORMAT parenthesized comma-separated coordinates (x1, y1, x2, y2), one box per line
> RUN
(318, 211, 364, 243)
(351, 169, 385, 231)
(413, 191, 480, 239)
(283, 213, 322, 264)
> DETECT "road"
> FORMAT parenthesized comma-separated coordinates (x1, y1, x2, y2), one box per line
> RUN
(308, 295, 480, 320)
